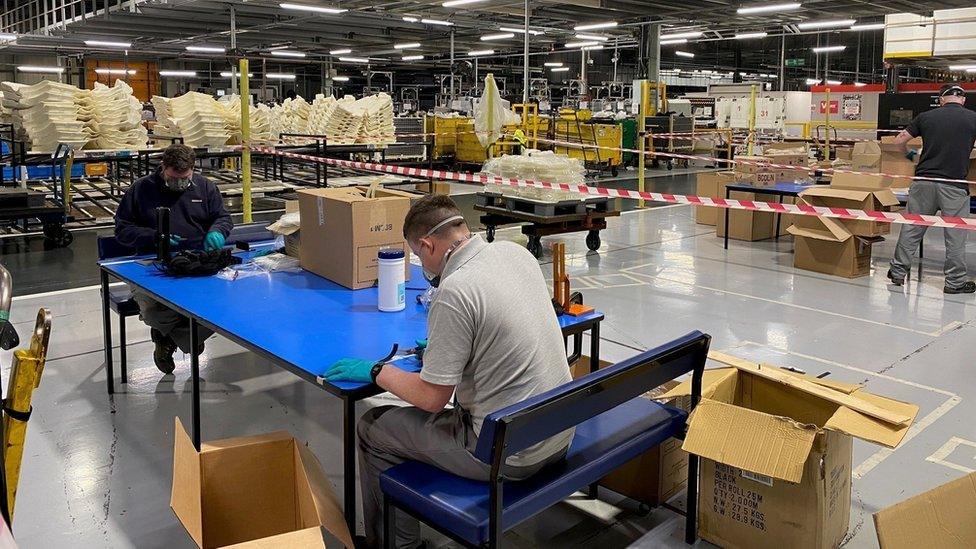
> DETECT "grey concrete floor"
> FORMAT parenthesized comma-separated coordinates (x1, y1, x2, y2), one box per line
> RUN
(2, 200, 976, 548)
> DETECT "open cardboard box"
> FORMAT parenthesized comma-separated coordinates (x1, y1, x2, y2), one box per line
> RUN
(788, 214, 881, 278)
(171, 419, 353, 549)
(695, 171, 736, 226)
(796, 186, 899, 236)
(874, 471, 976, 549)
(660, 352, 918, 549)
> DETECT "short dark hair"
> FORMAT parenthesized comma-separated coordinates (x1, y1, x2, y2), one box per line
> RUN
(161, 144, 195, 172)
(403, 194, 466, 241)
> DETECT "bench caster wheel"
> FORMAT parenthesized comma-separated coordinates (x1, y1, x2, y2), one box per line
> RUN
(43, 223, 73, 247)
(667, 159, 674, 171)
(610, 165, 619, 177)
(486, 226, 496, 243)
(636, 503, 651, 516)
(586, 230, 601, 251)
(526, 236, 542, 258)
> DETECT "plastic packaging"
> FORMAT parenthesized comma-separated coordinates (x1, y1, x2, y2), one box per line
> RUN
(377, 249, 406, 312)
(215, 262, 270, 281)
(252, 252, 301, 273)
(481, 150, 586, 186)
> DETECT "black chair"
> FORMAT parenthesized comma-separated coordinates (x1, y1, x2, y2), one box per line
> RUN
(97, 235, 139, 384)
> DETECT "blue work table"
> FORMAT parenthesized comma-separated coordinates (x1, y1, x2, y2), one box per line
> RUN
(98, 248, 604, 530)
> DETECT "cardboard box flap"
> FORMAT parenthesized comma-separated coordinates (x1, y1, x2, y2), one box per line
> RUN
(787, 222, 851, 243)
(172, 418, 204, 548)
(656, 368, 738, 401)
(800, 186, 873, 202)
(297, 444, 354, 548)
(299, 186, 415, 204)
(200, 430, 295, 452)
(683, 398, 818, 483)
(221, 527, 328, 548)
(873, 472, 976, 549)
(708, 351, 861, 394)
(872, 189, 900, 207)
(824, 391, 919, 448)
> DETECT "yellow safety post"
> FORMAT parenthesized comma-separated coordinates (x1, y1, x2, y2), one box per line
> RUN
(239, 58, 252, 223)
(823, 87, 831, 161)
(3, 308, 52, 516)
(63, 150, 74, 216)
(747, 85, 757, 156)
(638, 80, 651, 209)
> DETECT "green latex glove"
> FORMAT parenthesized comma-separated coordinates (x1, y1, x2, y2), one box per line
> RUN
(169, 235, 182, 247)
(415, 339, 428, 349)
(324, 358, 376, 383)
(203, 231, 226, 251)
(906, 149, 919, 161)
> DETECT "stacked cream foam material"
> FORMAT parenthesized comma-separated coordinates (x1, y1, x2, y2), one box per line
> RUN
(270, 96, 311, 143)
(151, 91, 231, 148)
(216, 94, 273, 145)
(482, 150, 586, 186)
(307, 94, 353, 135)
(1, 80, 89, 151)
(322, 93, 395, 144)
(80, 80, 148, 149)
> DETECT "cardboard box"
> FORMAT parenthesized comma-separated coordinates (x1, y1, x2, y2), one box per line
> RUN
(695, 171, 736, 226)
(835, 146, 853, 161)
(967, 150, 976, 196)
(716, 184, 777, 242)
(873, 471, 976, 549)
(879, 136, 919, 188)
(796, 187, 898, 237)
(297, 187, 413, 290)
(415, 181, 452, 195)
(661, 352, 918, 549)
(570, 357, 689, 507)
(763, 143, 810, 182)
(851, 141, 882, 171)
(267, 201, 301, 259)
(791, 231, 877, 278)
(733, 155, 776, 186)
(170, 419, 353, 549)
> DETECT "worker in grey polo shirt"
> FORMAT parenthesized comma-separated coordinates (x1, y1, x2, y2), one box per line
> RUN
(324, 195, 573, 549)
(888, 84, 976, 294)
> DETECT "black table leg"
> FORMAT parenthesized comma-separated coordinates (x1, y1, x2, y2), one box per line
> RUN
(342, 396, 357, 531)
(101, 269, 115, 395)
(189, 317, 201, 451)
(586, 320, 602, 498)
(775, 195, 783, 240)
(918, 239, 924, 282)
(723, 187, 730, 250)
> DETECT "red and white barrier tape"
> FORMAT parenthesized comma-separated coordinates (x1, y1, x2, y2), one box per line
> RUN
(251, 146, 976, 231)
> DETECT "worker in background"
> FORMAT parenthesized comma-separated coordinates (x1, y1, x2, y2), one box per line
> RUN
(888, 84, 976, 294)
(114, 144, 233, 374)
(324, 195, 573, 549)
(512, 127, 528, 154)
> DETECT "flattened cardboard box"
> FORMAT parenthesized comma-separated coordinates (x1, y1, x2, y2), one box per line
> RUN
(170, 419, 353, 549)
(874, 471, 976, 549)
(660, 352, 918, 549)
(695, 172, 736, 226)
(298, 187, 413, 290)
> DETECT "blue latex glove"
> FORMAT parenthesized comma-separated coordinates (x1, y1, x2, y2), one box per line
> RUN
(169, 235, 182, 247)
(203, 231, 226, 251)
(906, 149, 919, 161)
(324, 358, 376, 383)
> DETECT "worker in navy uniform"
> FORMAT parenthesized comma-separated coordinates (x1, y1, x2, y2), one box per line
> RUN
(114, 144, 233, 373)
(888, 84, 976, 294)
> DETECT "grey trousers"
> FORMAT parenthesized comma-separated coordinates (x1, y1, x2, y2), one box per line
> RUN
(890, 180, 970, 288)
(357, 405, 563, 549)
(133, 292, 213, 353)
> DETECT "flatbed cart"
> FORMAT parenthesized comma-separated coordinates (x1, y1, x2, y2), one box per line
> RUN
(474, 190, 620, 257)
(0, 144, 75, 247)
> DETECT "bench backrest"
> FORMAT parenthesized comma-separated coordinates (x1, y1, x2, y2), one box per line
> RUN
(226, 222, 273, 245)
(473, 330, 709, 466)
(97, 235, 134, 260)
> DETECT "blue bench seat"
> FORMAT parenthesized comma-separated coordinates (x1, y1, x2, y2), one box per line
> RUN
(380, 398, 686, 545)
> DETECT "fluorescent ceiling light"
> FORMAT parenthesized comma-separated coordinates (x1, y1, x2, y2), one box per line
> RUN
(735, 32, 768, 39)
(443, 0, 486, 5)
(797, 19, 855, 30)
(481, 33, 515, 41)
(575, 34, 610, 42)
(761, 73, 776, 78)
(849, 23, 884, 31)
(266, 73, 297, 80)
(499, 26, 544, 35)
(805, 78, 822, 85)
(737, 3, 801, 15)
(564, 41, 599, 48)
(422, 18, 454, 26)
(700, 70, 713, 74)
(660, 39, 687, 46)
(159, 70, 197, 77)
(967, 69, 976, 73)
(660, 31, 703, 40)
(402, 55, 424, 61)
(86, 40, 131, 48)
(279, 3, 347, 14)
(394, 42, 421, 49)
(333, 76, 350, 82)
(468, 49, 494, 56)
(95, 68, 137, 75)
(551, 67, 570, 72)
(18, 66, 64, 73)
(544, 62, 563, 67)
(271, 50, 306, 57)
(675, 50, 695, 58)
(582, 45, 604, 51)
(0, 33, 16, 41)
(186, 46, 225, 53)
(825, 79, 842, 85)
(854, 81, 867, 86)
(338, 56, 371, 63)
(950, 64, 976, 70)
(220, 71, 254, 77)
(330, 48, 352, 55)
(403, 16, 419, 23)
(574, 21, 617, 31)
(812, 45, 845, 53)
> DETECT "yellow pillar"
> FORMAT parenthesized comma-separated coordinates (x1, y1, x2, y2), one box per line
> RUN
(823, 87, 831, 161)
(239, 58, 252, 223)
(747, 85, 757, 156)
(638, 80, 650, 208)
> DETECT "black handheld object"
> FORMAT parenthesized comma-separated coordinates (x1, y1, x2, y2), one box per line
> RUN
(156, 206, 171, 262)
